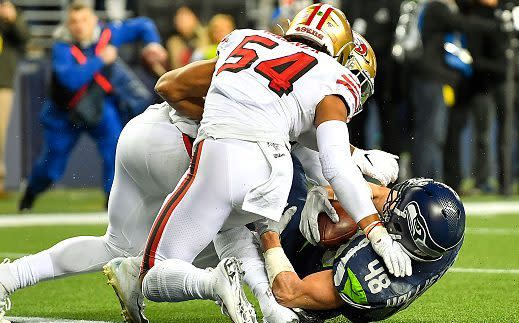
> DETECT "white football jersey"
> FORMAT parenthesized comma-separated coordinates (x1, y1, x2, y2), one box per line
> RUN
(198, 29, 361, 146)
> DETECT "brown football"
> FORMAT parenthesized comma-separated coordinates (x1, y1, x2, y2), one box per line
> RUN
(318, 200, 359, 248)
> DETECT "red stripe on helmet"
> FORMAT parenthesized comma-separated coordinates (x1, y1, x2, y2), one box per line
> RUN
(305, 4, 322, 26)
(316, 7, 333, 30)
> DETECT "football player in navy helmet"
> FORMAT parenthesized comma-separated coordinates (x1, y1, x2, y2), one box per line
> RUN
(260, 174, 465, 322)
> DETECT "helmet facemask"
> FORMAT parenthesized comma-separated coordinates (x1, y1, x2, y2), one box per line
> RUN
(343, 31, 376, 112)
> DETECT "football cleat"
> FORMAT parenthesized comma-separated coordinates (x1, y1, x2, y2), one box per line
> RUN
(261, 288, 299, 323)
(103, 257, 148, 323)
(213, 257, 258, 323)
(0, 259, 12, 323)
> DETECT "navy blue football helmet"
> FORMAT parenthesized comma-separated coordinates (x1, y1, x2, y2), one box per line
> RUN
(382, 178, 465, 261)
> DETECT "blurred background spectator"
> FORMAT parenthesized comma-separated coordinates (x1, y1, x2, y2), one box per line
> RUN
(0, 1, 27, 198)
(341, 0, 403, 156)
(408, 0, 500, 181)
(2, 0, 518, 203)
(445, 0, 509, 194)
(166, 5, 206, 69)
(18, 0, 164, 211)
(190, 14, 235, 61)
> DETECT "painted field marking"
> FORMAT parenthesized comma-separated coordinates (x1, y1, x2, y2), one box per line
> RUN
(449, 267, 519, 274)
(463, 201, 519, 216)
(465, 227, 519, 235)
(0, 213, 108, 227)
(5, 317, 112, 323)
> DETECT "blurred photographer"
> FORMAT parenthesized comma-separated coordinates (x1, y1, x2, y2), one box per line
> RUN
(445, 0, 511, 193)
(341, 0, 403, 154)
(409, 0, 503, 180)
(0, 0, 28, 197)
(495, 0, 518, 195)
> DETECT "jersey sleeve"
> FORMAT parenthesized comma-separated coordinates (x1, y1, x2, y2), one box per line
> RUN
(216, 29, 247, 57)
(330, 67, 362, 121)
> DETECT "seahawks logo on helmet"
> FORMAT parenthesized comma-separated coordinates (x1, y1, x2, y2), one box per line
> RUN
(406, 202, 427, 246)
(404, 201, 445, 261)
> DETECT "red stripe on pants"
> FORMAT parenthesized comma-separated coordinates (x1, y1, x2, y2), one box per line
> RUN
(140, 140, 204, 276)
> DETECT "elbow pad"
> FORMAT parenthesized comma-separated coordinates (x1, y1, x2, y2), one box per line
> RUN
(316, 121, 377, 223)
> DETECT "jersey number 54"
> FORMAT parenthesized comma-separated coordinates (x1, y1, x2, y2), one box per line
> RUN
(217, 35, 318, 97)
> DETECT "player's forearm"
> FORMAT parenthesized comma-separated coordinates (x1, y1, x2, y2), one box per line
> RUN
(173, 98, 204, 121)
(369, 183, 390, 214)
(273, 270, 345, 310)
(155, 58, 215, 103)
(316, 120, 378, 228)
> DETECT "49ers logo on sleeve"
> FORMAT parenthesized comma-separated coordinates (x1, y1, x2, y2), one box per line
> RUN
(217, 34, 318, 97)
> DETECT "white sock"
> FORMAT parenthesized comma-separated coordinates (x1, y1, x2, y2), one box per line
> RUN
(142, 259, 215, 302)
(7, 251, 54, 292)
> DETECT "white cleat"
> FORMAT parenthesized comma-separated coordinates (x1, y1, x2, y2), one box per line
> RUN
(103, 257, 148, 323)
(261, 289, 299, 323)
(0, 259, 12, 323)
(213, 257, 258, 323)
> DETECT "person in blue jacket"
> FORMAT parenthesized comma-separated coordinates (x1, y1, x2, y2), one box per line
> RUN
(19, 1, 167, 211)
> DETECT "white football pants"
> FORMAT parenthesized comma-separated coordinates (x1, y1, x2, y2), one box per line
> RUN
(8, 104, 219, 288)
(141, 138, 281, 273)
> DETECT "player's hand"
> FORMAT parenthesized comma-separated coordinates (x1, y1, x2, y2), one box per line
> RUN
(99, 45, 118, 65)
(255, 206, 297, 236)
(352, 148, 399, 186)
(367, 225, 412, 277)
(300, 186, 339, 245)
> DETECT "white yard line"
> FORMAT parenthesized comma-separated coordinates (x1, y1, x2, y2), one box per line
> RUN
(0, 201, 515, 227)
(465, 227, 519, 235)
(449, 267, 519, 274)
(5, 317, 112, 323)
(0, 213, 108, 227)
(463, 201, 519, 216)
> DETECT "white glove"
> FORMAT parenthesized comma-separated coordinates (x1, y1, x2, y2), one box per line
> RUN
(352, 148, 399, 186)
(368, 225, 412, 277)
(299, 186, 339, 245)
(255, 206, 297, 236)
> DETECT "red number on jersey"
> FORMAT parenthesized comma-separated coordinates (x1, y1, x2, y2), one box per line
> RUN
(217, 35, 278, 75)
(217, 35, 318, 97)
(254, 52, 318, 97)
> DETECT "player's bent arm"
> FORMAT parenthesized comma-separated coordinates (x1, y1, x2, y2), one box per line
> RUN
(261, 231, 344, 310)
(174, 98, 205, 121)
(314, 95, 412, 277)
(155, 58, 216, 104)
(313, 95, 380, 229)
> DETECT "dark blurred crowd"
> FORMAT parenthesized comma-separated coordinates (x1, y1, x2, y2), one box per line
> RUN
(2, 0, 518, 209)
(340, 0, 519, 196)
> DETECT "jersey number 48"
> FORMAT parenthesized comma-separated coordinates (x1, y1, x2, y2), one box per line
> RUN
(217, 35, 318, 97)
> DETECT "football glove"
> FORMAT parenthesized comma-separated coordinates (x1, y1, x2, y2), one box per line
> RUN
(368, 225, 412, 277)
(352, 148, 399, 186)
(255, 206, 297, 236)
(299, 186, 339, 245)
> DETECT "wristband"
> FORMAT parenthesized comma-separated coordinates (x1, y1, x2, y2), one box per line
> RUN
(364, 220, 383, 238)
(263, 247, 295, 287)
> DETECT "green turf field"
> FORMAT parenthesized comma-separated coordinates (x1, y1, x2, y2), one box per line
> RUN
(0, 191, 518, 322)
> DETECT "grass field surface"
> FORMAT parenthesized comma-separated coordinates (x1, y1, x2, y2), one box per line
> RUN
(0, 189, 518, 322)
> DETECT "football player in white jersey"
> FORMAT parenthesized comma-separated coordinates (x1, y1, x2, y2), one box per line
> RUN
(0, 6, 401, 323)
(136, 3, 411, 323)
(0, 25, 396, 323)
